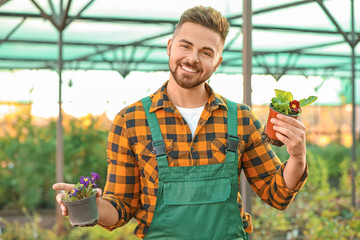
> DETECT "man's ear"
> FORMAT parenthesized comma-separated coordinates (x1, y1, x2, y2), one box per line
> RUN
(167, 38, 173, 56)
(214, 56, 223, 71)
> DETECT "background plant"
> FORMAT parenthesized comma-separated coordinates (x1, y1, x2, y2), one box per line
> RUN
(0, 114, 359, 239)
(251, 143, 360, 240)
(0, 114, 108, 210)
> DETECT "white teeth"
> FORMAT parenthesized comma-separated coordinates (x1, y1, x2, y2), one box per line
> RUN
(181, 65, 197, 73)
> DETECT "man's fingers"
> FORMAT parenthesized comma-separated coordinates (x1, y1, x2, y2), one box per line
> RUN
(52, 183, 75, 192)
(53, 182, 74, 217)
(54, 192, 68, 216)
(96, 188, 103, 197)
(271, 115, 306, 140)
(276, 114, 305, 130)
(273, 125, 295, 139)
(60, 203, 68, 216)
(56, 192, 66, 203)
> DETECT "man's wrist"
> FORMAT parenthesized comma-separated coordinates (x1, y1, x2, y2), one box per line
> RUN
(97, 197, 119, 227)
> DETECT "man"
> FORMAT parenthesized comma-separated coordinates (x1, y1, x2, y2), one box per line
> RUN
(54, 6, 308, 240)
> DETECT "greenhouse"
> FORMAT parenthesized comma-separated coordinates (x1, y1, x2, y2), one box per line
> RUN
(0, 0, 359, 239)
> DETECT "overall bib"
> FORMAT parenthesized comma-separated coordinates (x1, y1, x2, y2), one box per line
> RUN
(141, 97, 248, 240)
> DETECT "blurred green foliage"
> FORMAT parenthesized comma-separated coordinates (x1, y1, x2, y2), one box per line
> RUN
(0, 115, 108, 210)
(0, 210, 140, 240)
(252, 143, 360, 240)
(0, 115, 359, 239)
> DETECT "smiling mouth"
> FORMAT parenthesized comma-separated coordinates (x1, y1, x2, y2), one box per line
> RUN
(180, 64, 198, 73)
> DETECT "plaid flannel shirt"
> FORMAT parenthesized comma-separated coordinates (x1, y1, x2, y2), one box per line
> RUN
(100, 81, 308, 238)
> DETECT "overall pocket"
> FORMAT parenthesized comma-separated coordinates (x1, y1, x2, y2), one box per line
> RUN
(163, 177, 232, 240)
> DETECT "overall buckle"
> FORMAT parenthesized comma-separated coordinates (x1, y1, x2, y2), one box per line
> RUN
(227, 135, 239, 153)
(152, 139, 167, 157)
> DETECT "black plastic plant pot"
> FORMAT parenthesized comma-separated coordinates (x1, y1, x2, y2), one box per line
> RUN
(62, 194, 99, 227)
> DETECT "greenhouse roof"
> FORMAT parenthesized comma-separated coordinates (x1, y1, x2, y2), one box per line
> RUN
(0, 0, 359, 79)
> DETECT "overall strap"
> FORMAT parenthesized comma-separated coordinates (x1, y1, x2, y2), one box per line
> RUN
(141, 97, 169, 170)
(225, 99, 239, 164)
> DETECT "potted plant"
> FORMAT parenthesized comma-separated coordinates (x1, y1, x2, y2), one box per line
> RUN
(62, 172, 100, 227)
(263, 89, 317, 146)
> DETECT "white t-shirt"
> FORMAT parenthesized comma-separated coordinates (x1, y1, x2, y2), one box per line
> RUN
(175, 105, 205, 138)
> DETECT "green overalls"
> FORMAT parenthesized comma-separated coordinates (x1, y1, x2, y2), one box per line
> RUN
(141, 97, 248, 240)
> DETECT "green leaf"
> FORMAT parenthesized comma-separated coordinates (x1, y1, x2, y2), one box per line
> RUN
(283, 91, 293, 102)
(272, 101, 290, 114)
(299, 96, 318, 107)
(271, 97, 281, 105)
(275, 89, 293, 103)
(275, 89, 286, 102)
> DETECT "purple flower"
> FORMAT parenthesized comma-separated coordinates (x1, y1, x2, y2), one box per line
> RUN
(64, 172, 100, 201)
(91, 172, 100, 181)
(80, 176, 90, 187)
(70, 188, 79, 197)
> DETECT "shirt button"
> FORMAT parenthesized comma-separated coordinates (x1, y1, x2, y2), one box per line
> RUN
(199, 120, 204, 126)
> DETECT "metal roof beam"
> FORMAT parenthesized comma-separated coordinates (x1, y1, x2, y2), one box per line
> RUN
(0, 0, 11, 7)
(47, 0, 57, 19)
(0, 11, 177, 24)
(253, 51, 359, 59)
(0, 17, 26, 44)
(69, 30, 173, 62)
(1, 62, 358, 75)
(316, 0, 351, 44)
(1, 48, 359, 62)
(277, 40, 345, 54)
(243, 24, 352, 35)
(224, 31, 241, 51)
(59, 0, 73, 30)
(227, 0, 318, 20)
(252, 53, 300, 81)
(2, 38, 346, 52)
(133, 47, 154, 71)
(2, 39, 352, 56)
(64, 0, 95, 28)
(2, 12, 358, 36)
(30, 0, 59, 30)
(3, 50, 360, 63)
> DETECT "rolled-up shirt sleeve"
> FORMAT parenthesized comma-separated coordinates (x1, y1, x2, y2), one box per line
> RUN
(99, 110, 140, 230)
(241, 107, 308, 210)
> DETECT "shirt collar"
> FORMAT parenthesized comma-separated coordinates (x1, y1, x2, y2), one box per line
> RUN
(149, 80, 228, 113)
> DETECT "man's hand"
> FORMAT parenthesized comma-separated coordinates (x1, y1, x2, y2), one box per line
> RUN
(52, 183, 102, 216)
(271, 113, 306, 162)
(271, 113, 307, 189)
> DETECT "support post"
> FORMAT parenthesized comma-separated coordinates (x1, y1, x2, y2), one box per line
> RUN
(241, 0, 253, 225)
(55, 26, 65, 236)
(350, 0, 357, 208)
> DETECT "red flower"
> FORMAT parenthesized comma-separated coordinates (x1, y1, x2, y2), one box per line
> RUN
(289, 100, 301, 112)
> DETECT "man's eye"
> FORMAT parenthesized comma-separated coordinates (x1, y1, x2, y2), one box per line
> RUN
(203, 51, 211, 57)
(181, 45, 189, 48)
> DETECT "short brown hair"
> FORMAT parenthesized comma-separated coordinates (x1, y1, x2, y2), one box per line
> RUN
(176, 6, 230, 43)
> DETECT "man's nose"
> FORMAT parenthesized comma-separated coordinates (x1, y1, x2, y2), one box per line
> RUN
(187, 51, 200, 64)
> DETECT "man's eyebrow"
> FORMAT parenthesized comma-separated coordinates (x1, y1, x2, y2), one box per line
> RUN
(179, 39, 193, 46)
(179, 39, 215, 54)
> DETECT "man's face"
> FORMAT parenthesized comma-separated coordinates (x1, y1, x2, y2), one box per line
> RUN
(167, 22, 224, 89)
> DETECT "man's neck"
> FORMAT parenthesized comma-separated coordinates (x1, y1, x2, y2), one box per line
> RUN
(166, 79, 209, 108)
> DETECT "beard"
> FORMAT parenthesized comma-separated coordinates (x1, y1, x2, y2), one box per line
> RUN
(169, 61, 207, 89)
(168, 49, 214, 89)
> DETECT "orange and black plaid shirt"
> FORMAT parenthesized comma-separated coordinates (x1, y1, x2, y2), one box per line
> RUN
(100, 81, 308, 239)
